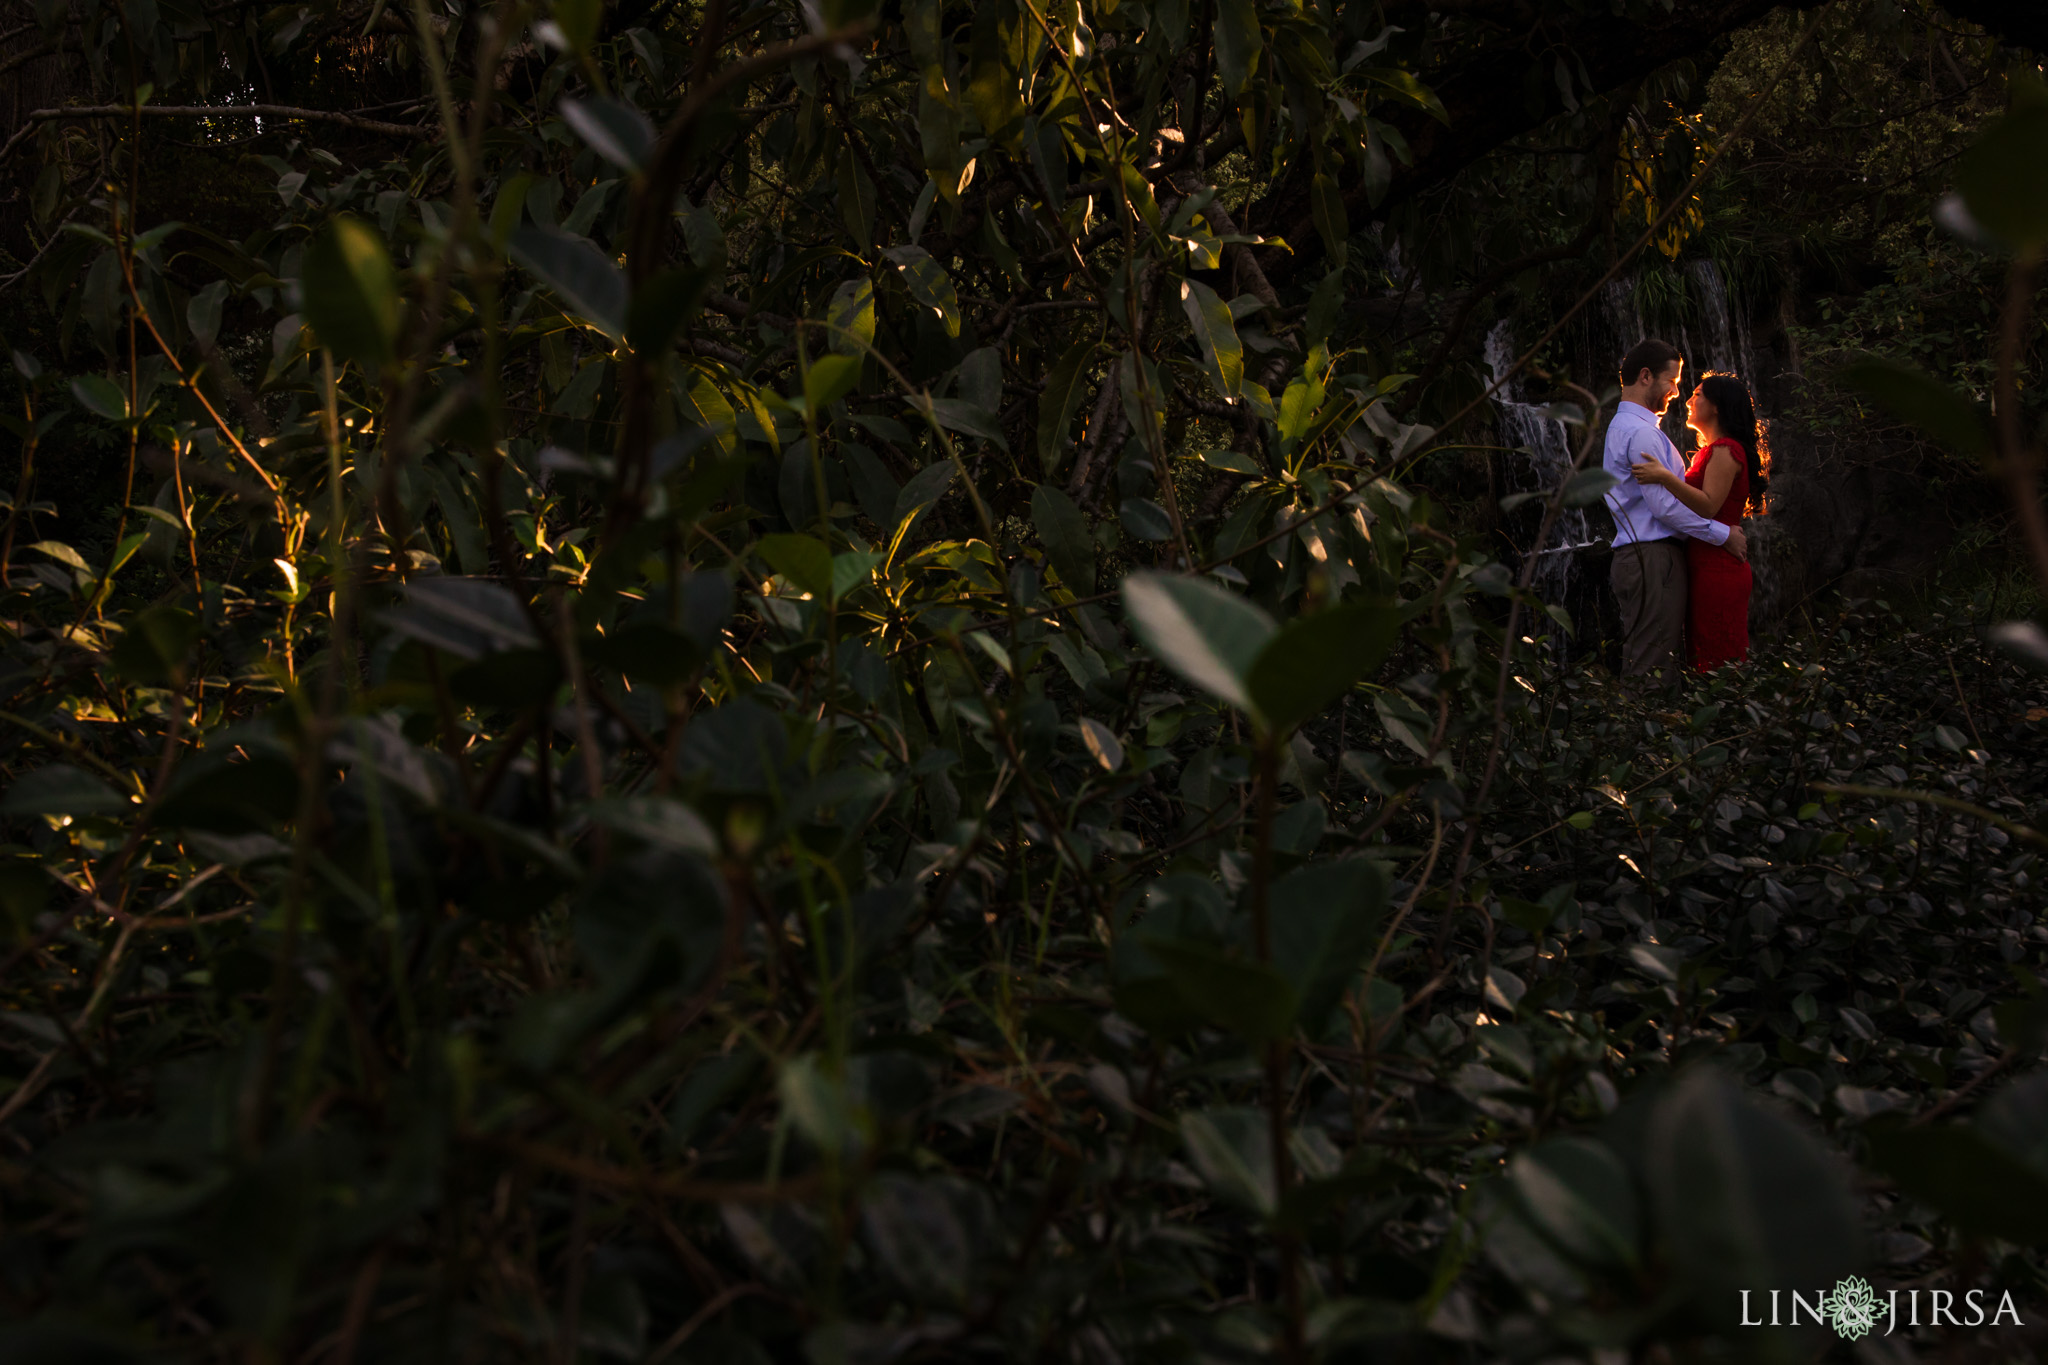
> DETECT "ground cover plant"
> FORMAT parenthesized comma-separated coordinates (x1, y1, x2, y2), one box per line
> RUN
(3, 0, 2048, 1361)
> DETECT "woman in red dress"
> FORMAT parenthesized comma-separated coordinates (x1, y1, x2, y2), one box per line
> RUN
(1629, 373, 1767, 670)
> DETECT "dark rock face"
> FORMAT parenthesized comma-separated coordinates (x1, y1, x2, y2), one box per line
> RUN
(1747, 418, 1967, 633)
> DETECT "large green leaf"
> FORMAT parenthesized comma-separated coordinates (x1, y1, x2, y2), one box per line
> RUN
(624, 264, 709, 355)
(1956, 103, 2048, 250)
(0, 764, 132, 818)
(1036, 337, 1098, 474)
(1838, 356, 1991, 460)
(1122, 572, 1276, 713)
(1244, 602, 1401, 736)
(837, 154, 877, 249)
(912, 395, 1007, 449)
(110, 605, 202, 687)
(826, 277, 876, 357)
(69, 374, 128, 422)
(584, 796, 718, 856)
(757, 532, 835, 599)
(1560, 468, 1621, 507)
(1031, 484, 1095, 593)
(1275, 368, 1326, 450)
(1363, 66, 1450, 124)
(966, 2, 1029, 146)
(1509, 1137, 1641, 1271)
(1868, 1123, 2048, 1244)
(1647, 1070, 1861, 1328)
(890, 461, 958, 541)
(882, 245, 961, 337)
(1310, 172, 1348, 265)
(801, 354, 862, 414)
(1212, 0, 1263, 94)
(1268, 858, 1386, 1032)
(1179, 278, 1243, 398)
(187, 279, 230, 350)
(302, 215, 401, 368)
(559, 95, 655, 172)
(1141, 935, 1299, 1042)
(509, 225, 627, 340)
(1181, 1108, 1277, 1215)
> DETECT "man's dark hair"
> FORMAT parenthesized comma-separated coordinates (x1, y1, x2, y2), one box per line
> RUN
(1619, 339, 1683, 388)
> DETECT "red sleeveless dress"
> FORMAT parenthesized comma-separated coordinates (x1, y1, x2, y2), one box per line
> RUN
(1686, 438, 1751, 670)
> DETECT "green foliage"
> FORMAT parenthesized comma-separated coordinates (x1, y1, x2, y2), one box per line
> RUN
(1956, 103, 2048, 253)
(1839, 357, 1993, 460)
(301, 216, 402, 370)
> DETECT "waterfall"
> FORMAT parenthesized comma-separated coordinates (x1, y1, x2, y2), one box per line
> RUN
(1487, 322, 1597, 607)
(1689, 259, 1758, 383)
(1582, 261, 1758, 391)
(1600, 278, 1647, 361)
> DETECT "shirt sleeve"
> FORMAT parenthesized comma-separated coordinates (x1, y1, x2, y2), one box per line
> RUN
(1626, 427, 1730, 545)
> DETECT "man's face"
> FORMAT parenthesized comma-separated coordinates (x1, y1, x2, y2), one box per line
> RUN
(1648, 360, 1684, 414)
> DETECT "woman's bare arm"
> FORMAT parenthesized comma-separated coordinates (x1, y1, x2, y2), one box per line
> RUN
(1632, 444, 1739, 518)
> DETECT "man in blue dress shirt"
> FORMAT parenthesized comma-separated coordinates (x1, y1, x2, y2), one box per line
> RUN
(1602, 339, 1748, 683)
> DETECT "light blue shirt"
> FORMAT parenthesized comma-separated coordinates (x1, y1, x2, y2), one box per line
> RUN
(1601, 400, 1731, 548)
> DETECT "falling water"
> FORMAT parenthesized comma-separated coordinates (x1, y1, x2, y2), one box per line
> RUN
(1600, 278, 1648, 366)
(1689, 259, 1759, 385)
(1487, 322, 1598, 606)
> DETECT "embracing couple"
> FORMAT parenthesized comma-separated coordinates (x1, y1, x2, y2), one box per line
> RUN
(1601, 339, 1768, 684)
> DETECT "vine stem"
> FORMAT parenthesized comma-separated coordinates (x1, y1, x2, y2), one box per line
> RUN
(1249, 731, 1305, 1363)
(1992, 251, 2048, 596)
(1434, 382, 1612, 935)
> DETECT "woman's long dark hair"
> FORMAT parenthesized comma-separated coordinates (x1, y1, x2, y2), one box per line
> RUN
(1697, 372, 1770, 513)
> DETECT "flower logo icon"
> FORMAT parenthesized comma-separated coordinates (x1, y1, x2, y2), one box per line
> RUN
(1823, 1275, 1882, 1340)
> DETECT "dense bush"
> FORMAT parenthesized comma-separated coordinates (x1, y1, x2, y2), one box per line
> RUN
(3, 0, 2048, 1361)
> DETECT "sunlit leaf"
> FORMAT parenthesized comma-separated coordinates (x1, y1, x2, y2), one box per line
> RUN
(1078, 717, 1123, 771)
(826, 277, 876, 357)
(882, 245, 961, 337)
(757, 532, 835, 598)
(1122, 571, 1275, 712)
(1179, 278, 1243, 398)
(801, 354, 862, 414)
